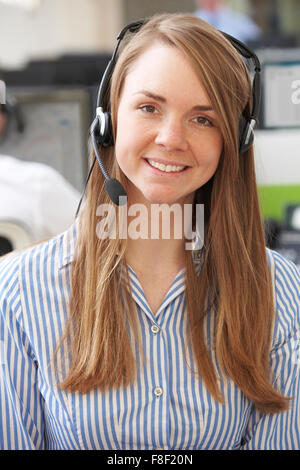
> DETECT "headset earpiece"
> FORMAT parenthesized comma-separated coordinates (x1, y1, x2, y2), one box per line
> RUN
(222, 31, 261, 155)
(239, 114, 255, 154)
(92, 21, 146, 150)
(95, 108, 114, 147)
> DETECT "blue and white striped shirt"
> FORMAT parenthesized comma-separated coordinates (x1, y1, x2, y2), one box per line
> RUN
(0, 223, 299, 450)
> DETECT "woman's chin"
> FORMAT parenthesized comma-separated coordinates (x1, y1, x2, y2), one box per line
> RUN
(125, 181, 194, 206)
(137, 192, 181, 206)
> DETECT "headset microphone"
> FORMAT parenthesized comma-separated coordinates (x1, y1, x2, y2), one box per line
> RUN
(90, 116, 127, 206)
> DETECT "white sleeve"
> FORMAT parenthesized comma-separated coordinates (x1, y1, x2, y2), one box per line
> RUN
(33, 165, 80, 239)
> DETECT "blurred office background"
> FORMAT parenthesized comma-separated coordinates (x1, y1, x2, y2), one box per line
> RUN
(0, 0, 299, 268)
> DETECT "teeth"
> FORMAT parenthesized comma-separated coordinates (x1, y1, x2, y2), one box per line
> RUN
(147, 159, 186, 172)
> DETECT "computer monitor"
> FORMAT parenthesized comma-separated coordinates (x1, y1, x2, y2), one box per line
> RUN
(262, 61, 300, 129)
(0, 87, 92, 192)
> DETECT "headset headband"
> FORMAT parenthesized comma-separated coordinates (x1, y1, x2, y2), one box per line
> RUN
(97, 21, 261, 125)
(97, 21, 146, 109)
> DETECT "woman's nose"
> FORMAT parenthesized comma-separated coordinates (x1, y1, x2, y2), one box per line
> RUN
(154, 117, 188, 152)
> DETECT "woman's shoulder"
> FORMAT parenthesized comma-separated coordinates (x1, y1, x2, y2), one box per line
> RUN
(0, 223, 76, 307)
(266, 247, 300, 291)
(266, 248, 300, 348)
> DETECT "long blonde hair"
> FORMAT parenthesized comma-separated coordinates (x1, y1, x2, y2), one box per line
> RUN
(58, 14, 290, 413)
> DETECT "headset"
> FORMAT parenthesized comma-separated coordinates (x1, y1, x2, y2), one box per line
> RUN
(76, 19, 261, 215)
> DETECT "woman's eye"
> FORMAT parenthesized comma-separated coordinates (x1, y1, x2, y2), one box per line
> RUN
(139, 105, 157, 114)
(193, 116, 213, 127)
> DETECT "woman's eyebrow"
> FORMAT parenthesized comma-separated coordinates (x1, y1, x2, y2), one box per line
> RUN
(134, 89, 216, 114)
(134, 90, 166, 102)
(191, 105, 215, 113)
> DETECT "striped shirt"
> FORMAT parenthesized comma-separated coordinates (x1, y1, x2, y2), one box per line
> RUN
(0, 222, 299, 450)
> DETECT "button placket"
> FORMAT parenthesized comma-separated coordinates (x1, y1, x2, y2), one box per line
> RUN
(148, 316, 169, 447)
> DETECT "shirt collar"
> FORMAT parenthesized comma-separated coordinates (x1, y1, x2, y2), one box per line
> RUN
(58, 219, 78, 269)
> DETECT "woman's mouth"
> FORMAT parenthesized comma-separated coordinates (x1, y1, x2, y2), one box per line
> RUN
(145, 158, 188, 173)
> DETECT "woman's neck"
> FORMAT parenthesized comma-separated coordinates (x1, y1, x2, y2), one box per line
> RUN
(121, 188, 195, 274)
(125, 236, 186, 275)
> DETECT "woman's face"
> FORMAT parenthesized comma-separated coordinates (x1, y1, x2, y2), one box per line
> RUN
(115, 42, 223, 206)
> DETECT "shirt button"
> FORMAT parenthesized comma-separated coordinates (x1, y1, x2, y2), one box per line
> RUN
(151, 324, 160, 334)
(154, 387, 163, 397)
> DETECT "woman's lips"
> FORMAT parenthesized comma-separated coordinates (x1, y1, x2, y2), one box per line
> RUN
(143, 158, 190, 175)
(144, 157, 190, 168)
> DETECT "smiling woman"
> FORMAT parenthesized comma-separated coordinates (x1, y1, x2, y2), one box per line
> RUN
(0, 13, 299, 450)
(114, 42, 223, 208)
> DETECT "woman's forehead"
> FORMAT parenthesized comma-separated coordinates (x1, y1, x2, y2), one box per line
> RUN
(120, 42, 214, 108)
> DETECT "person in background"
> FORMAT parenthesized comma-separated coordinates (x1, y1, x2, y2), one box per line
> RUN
(194, 0, 261, 43)
(0, 102, 80, 254)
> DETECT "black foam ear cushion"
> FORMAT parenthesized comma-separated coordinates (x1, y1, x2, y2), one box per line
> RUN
(103, 112, 114, 147)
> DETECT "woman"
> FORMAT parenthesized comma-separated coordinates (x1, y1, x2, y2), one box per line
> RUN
(0, 13, 299, 450)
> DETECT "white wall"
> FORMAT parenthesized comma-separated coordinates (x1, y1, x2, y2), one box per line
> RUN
(0, 0, 123, 69)
(254, 129, 300, 185)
